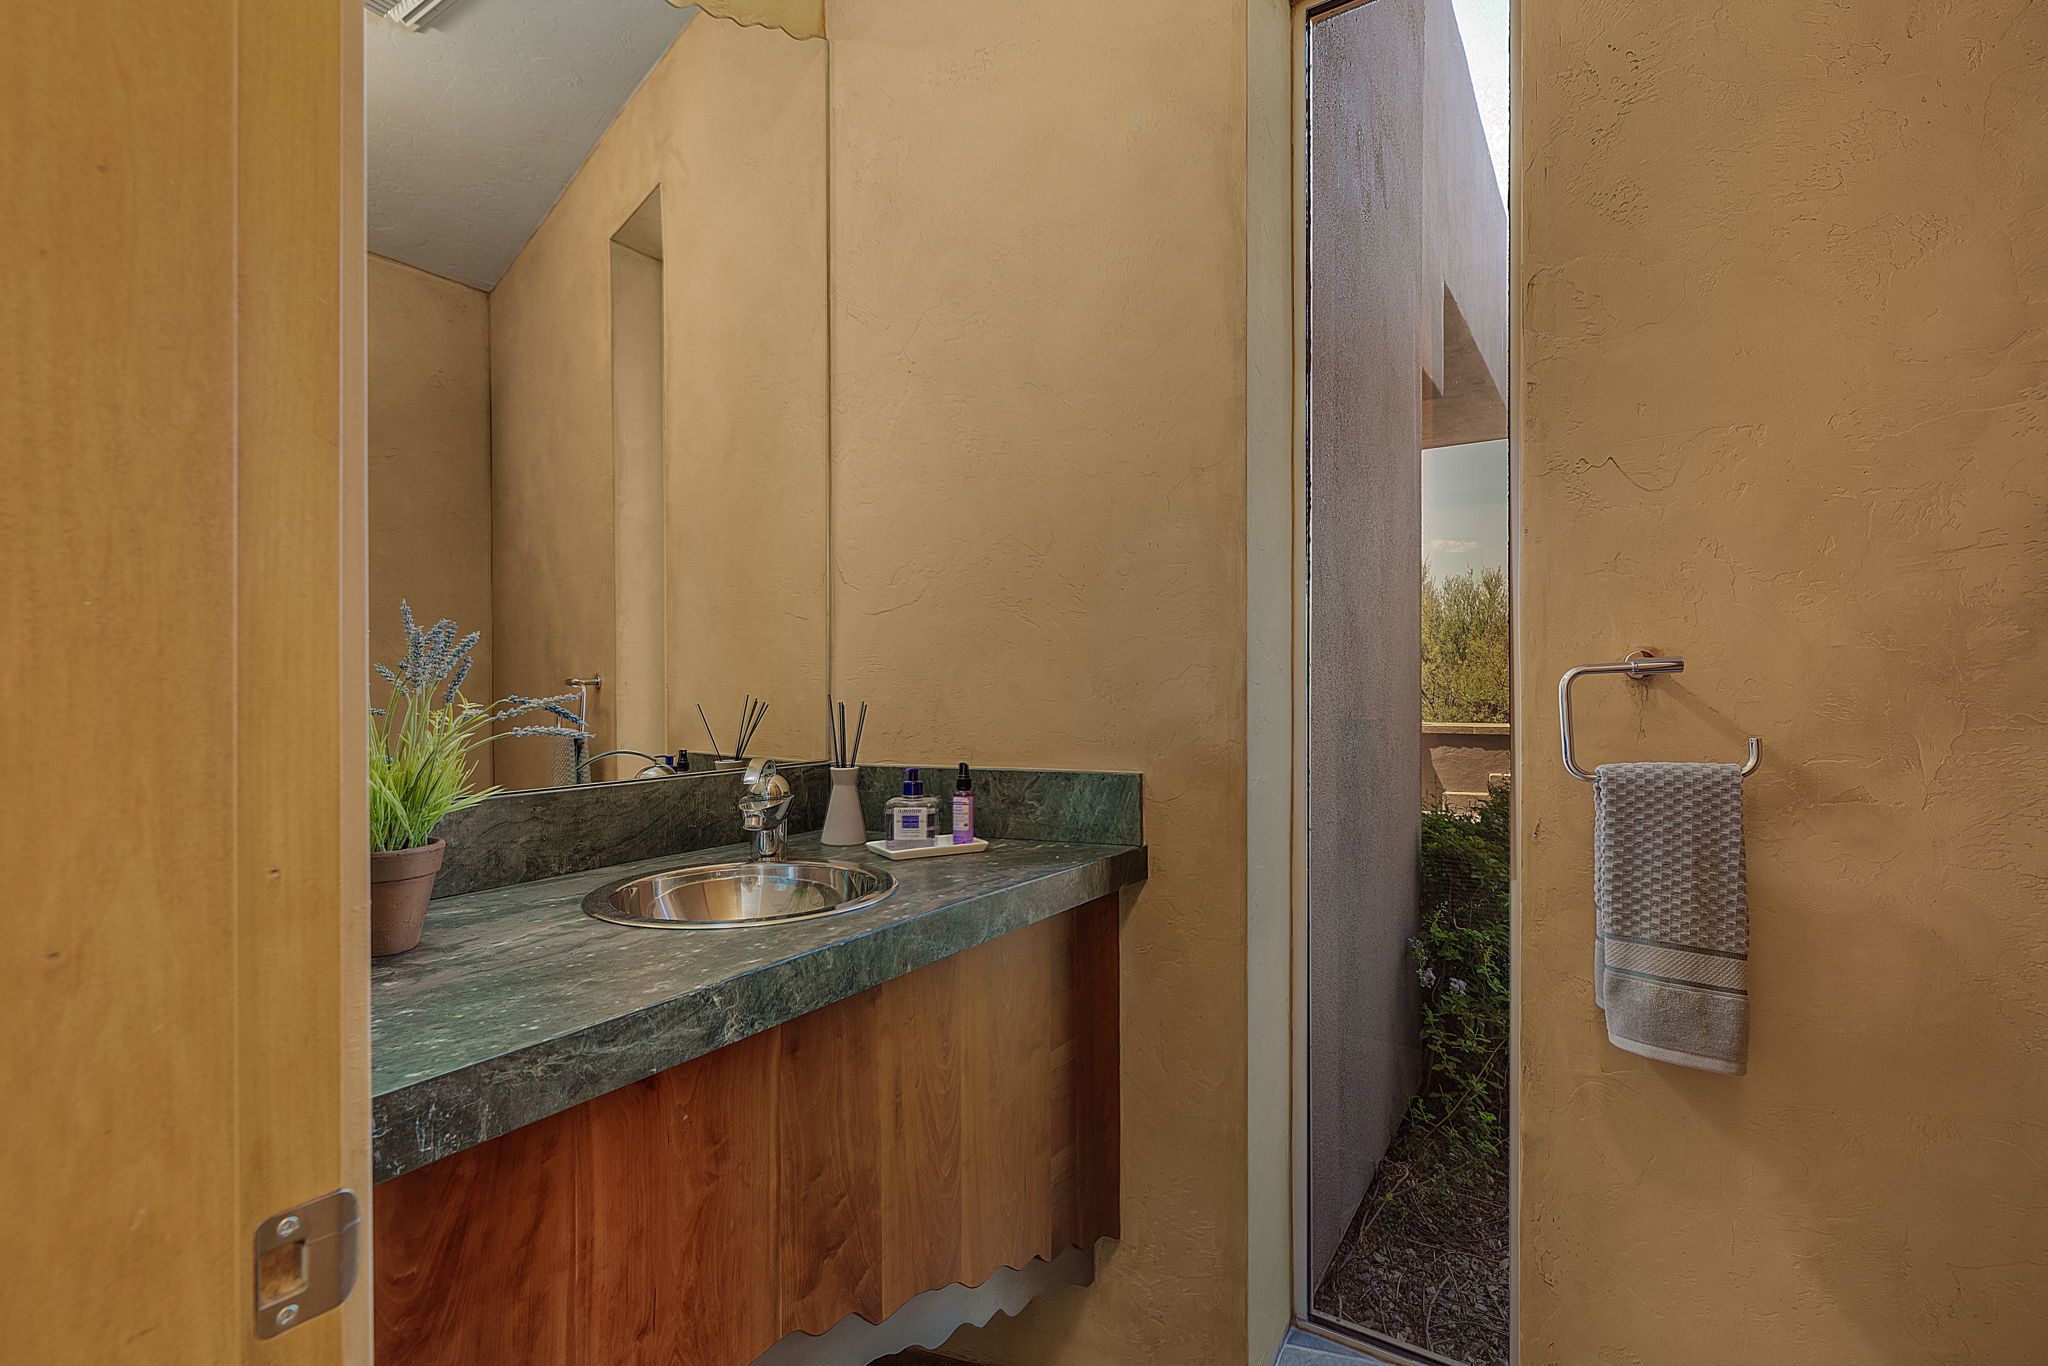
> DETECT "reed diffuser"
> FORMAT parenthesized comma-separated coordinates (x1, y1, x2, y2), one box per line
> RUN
(696, 695, 770, 765)
(821, 696, 870, 845)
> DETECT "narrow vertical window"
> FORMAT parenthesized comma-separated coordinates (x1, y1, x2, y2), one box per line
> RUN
(1305, 0, 1510, 1360)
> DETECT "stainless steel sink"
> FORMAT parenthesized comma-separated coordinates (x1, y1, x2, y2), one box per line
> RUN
(582, 860, 896, 929)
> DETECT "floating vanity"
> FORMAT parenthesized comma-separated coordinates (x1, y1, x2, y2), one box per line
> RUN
(369, 766, 1143, 1366)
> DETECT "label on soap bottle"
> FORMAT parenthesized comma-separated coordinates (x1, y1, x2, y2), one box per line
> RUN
(893, 808, 928, 840)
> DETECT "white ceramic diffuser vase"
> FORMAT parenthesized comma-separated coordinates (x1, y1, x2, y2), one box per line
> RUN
(821, 767, 868, 845)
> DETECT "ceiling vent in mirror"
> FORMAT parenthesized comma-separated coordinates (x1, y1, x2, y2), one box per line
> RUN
(364, 0, 465, 31)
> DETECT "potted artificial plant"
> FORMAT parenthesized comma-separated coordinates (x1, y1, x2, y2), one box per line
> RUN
(368, 604, 588, 956)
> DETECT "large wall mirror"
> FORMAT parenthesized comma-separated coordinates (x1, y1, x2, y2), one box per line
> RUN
(366, 0, 828, 791)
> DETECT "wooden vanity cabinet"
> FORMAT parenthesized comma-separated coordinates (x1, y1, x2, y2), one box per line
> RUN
(373, 896, 1119, 1365)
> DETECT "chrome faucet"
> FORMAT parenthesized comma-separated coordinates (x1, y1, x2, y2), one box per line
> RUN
(738, 758, 793, 862)
(576, 749, 682, 780)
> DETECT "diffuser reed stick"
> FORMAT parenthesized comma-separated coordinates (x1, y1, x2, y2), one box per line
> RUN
(698, 696, 770, 761)
(826, 697, 870, 769)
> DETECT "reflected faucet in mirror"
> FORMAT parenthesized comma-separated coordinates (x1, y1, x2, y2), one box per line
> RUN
(738, 759, 793, 861)
(578, 750, 684, 781)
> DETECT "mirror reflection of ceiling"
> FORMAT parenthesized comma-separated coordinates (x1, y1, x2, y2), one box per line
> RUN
(366, 0, 698, 290)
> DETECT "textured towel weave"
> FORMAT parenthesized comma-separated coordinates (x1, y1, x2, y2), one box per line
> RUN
(549, 733, 589, 788)
(1593, 762, 1749, 1075)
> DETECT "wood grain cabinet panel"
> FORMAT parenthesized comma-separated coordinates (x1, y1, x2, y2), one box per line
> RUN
(958, 924, 1055, 1276)
(777, 986, 887, 1335)
(374, 1109, 583, 1365)
(374, 897, 1119, 1365)
(581, 1029, 782, 1366)
(1070, 893, 1122, 1245)
(875, 950, 965, 1314)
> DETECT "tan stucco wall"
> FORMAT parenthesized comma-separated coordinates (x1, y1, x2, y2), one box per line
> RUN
(827, 2, 1257, 1362)
(1515, 4, 2048, 1361)
(488, 17, 828, 789)
(367, 253, 494, 785)
(685, 0, 824, 41)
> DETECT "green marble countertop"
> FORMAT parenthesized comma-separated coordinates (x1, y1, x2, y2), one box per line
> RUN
(371, 833, 1145, 1182)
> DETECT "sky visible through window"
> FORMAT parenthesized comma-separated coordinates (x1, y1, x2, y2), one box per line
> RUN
(1423, 438, 1508, 579)
(1451, 0, 1509, 206)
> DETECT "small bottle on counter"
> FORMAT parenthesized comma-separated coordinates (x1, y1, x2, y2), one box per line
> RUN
(951, 763, 976, 843)
(884, 767, 941, 845)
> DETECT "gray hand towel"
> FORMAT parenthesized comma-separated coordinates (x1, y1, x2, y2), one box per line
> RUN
(1593, 761, 1749, 1075)
(549, 733, 589, 788)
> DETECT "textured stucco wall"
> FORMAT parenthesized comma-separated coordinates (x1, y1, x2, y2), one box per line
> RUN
(1515, 4, 2048, 1361)
(827, 2, 1255, 1361)
(367, 253, 495, 784)
(488, 16, 828, 789)
(687, 0, 824, 41)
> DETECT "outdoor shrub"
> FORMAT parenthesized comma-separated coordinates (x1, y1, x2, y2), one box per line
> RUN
(1422, 565, 1511, 723)
(1407, 781, 1511, 1175)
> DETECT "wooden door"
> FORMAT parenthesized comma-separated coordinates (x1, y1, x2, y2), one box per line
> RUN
(0, 2, 367, 1362)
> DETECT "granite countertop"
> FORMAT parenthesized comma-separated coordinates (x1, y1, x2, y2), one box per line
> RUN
(371, 832, 1146, 1182)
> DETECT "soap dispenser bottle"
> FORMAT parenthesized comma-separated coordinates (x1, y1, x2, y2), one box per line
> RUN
(951, 763, 976, 843)
(884, 767, 941, 844)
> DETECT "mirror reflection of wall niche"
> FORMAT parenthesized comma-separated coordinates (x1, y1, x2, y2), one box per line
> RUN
(364, 1, 831, 791)
(610, 189, 669, 788)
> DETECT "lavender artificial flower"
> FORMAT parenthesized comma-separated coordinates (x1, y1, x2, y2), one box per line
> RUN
(370, 604, 591, 852)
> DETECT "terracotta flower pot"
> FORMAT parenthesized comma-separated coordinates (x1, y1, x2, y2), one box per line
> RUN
(369, 839, 447, 957)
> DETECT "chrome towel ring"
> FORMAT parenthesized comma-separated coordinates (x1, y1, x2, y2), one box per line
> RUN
(1558, 651, 1762, 783)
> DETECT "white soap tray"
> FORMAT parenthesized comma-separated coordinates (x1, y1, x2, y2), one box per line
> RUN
(864, 836, 991, 861)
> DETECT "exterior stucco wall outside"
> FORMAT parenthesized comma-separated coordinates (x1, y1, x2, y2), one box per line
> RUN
(1303, 0, 1428, 1286)
(1514, 3, 2048, 1360)
(1424, 723, 1509, 810)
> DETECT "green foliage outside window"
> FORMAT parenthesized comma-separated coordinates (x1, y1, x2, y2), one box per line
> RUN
(1422, 564, 1510, 724)
(1406, 781, 1511, 1177)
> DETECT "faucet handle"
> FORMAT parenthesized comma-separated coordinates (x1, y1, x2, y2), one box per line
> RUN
(742, 757, 788, 799)
(739, 758, 793, 859)
(738, 759, 792, 834)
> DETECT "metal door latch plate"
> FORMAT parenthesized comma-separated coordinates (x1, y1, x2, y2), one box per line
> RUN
(253, 1189, 359, 1338)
